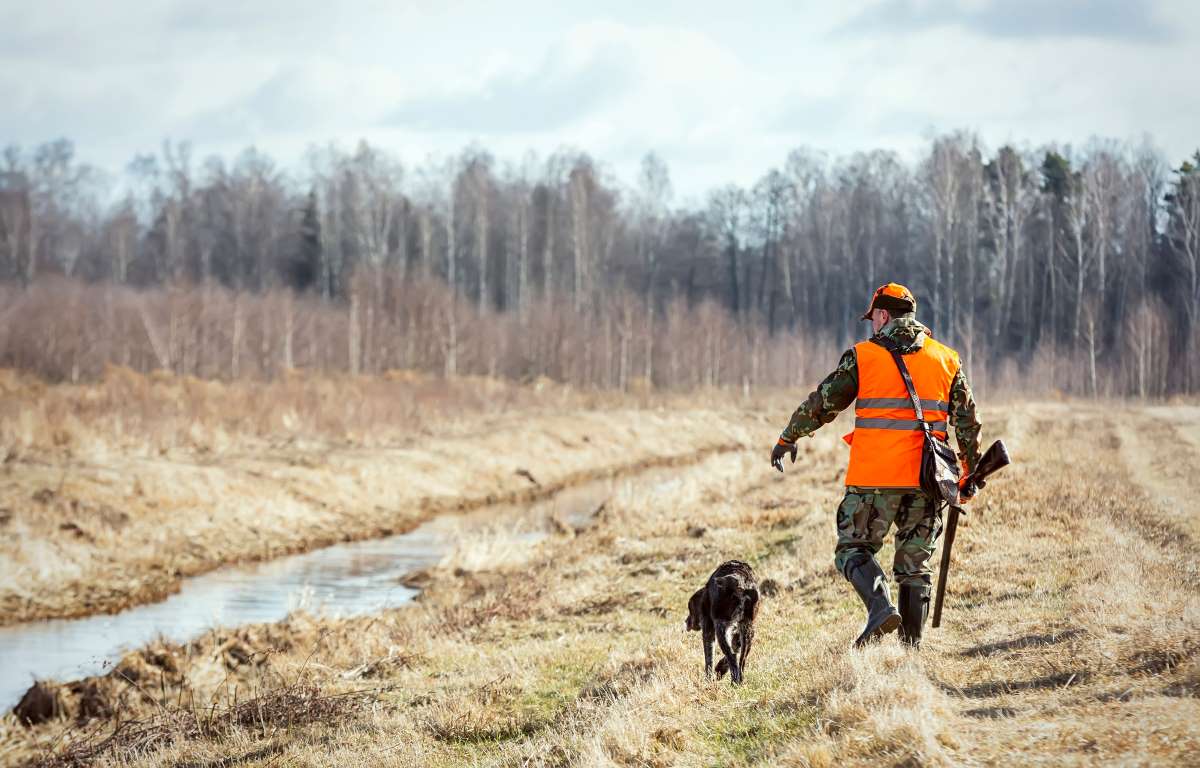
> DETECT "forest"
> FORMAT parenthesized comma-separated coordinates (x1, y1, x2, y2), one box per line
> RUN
(1, 133, 1198, 396)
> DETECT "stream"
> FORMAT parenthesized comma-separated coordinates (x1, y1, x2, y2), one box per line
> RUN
(0, 470, 670, 711)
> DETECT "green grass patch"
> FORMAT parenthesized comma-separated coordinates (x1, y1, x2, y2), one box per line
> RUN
(699, 693, 819, 767)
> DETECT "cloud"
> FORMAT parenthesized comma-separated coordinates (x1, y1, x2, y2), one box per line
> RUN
(161, 0, 359, 52)
(1, 1, 1196, 197)
(769, 94, 859, 135)
(843, 0, 1173, 42)
(386, 41, 637, 134)
(161, 58, 421, 164)
(175, 68, 345, 143)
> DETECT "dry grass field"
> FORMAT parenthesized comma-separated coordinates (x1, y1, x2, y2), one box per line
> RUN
(0, 368, 759, 625)
(2, 385, 1198, 766)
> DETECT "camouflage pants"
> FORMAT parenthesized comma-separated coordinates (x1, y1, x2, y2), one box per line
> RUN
(833, 489, 943, 587)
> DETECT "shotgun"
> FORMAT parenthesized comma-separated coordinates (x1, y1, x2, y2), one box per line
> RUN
(931, 439, 1011, 629)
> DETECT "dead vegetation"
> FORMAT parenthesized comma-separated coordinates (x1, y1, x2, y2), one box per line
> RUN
(0, 368, 768, 624)
(33, 682, 382, 768)
(2, 401, 1198, 766)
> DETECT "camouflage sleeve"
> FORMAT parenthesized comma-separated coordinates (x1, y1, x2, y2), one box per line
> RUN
(949, 367, 983, 474)
(779, 348, 858, 443)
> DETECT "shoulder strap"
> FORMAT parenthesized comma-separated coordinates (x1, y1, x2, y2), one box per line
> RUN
(870, 337, 928, 430)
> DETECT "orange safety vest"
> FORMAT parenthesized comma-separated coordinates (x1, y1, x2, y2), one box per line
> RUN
(843, 336, 960, 488)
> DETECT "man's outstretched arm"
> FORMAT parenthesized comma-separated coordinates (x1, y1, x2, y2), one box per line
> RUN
(779, 348, 859, 444)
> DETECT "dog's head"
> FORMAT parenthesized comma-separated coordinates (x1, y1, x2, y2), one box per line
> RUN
(685, 587, 705, 631)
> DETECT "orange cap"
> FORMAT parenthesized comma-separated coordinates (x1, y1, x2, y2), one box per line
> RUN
(861, 283, 916, 320)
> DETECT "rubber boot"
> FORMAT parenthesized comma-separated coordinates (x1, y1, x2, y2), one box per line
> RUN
(844, 555, 901, 647)
(898, 582, 930, 648)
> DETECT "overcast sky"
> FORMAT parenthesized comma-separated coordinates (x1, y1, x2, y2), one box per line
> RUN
(2, 0, 1197, 199)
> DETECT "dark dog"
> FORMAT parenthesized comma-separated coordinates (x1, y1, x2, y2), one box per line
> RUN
(685, 560, 759, 685)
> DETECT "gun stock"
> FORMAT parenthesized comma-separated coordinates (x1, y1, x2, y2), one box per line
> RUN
(932, 439, 1010, 629)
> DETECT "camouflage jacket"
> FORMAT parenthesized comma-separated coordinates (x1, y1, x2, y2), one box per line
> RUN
(778, 316, 983, 474)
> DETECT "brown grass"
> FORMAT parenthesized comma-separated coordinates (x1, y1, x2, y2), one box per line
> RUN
(3, 400, 1198, 766)
(0, 369, 768, 624)
(36, 682, 382, 768)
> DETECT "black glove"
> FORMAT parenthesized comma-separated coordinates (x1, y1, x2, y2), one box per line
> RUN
(771, 440, 798, 473)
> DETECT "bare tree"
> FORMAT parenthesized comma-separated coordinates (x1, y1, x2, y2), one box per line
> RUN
(635, 152, 672, 298)
(1166, 153, 1200, 386)
(4, 132, 1199, 398)
(706, 185, 746, 315)
(982, 146, 1033, 346)
(924, 136, 966, 335)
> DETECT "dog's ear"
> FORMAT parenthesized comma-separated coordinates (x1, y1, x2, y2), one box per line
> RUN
(744, 588, 760, 620)
(686, 588, 704, 631)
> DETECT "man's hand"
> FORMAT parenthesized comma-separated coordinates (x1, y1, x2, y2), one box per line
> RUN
(771, 439, 798, 473)
(958, 475, 986, 503)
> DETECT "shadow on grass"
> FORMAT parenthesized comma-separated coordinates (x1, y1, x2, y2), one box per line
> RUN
(939, 670, 1091, 699)
(427, 715, 551, 745)
(1162, 680, 1199, 698)
(952, 587, 1071, 612)
(173, 743, 284, 768)
(960, 629, 1085, 657)
(962, 705, 1018, 719)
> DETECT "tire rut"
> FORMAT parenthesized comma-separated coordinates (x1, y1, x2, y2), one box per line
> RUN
(931, 409, 1200, 761)
(1111, 407, 1200, 556)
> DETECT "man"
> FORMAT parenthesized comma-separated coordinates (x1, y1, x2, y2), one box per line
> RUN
(770, 283, 982, 648)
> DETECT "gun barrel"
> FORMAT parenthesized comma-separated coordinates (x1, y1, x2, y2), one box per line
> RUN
(931, 506, 958, 628)
(935, 440, 1009, 629)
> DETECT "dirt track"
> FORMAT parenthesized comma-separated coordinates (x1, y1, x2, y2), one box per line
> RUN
(927, 404, 1199, 763)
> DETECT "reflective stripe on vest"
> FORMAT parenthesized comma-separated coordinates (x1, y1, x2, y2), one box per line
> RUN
(856, 397, 948, 413)
(844, 336, 961, 488)
(854, 417, 949, 432)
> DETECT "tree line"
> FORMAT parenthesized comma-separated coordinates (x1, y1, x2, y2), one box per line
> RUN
(1, 134, 1198, 395)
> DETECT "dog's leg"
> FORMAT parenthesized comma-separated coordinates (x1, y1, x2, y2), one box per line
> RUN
(718, 628, 741, 679)
(738, 622, 754, 676)
(716, 624, 736, 678)
(702, 619, 715, 679)
(715, 621, 741, 685)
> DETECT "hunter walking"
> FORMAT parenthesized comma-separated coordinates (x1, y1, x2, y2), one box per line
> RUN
(771, 283, 982, 648)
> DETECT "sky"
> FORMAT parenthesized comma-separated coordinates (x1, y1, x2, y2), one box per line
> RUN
(2, 0, 1198, 201)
